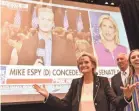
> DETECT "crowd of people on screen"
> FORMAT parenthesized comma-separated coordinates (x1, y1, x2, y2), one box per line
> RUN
(1, 20, 93, 65)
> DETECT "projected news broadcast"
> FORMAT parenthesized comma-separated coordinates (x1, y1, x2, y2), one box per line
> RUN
(0, 0, 130, 103)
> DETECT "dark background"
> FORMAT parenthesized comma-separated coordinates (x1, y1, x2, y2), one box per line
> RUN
(1, 103, 61, 111)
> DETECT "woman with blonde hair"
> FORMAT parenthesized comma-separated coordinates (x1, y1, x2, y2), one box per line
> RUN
(125, 49, 139, 111)
(94, 15, 127, 66)
(33, 52, 139, 111)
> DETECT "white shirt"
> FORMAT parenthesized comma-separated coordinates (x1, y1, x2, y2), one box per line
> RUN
(120, 67, 129, 86)
(79, 82, 96, 111)
(38, 32, 52, 66)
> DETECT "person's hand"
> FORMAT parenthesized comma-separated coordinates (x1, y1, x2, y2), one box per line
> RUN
(34, 59, 43, 66)
(121, 82, 139, 99)
(33, 84, 49, 98)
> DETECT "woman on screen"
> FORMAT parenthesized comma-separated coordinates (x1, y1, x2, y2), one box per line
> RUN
(33, 52, 139, 111)
(94, 15, 128, 66)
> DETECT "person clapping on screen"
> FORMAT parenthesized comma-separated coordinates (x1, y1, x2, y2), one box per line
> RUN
(33, 52, 139, 111)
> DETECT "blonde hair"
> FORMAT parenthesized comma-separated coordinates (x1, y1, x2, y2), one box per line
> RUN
(77, 52, 97, 72)
(128, 49, 139, 75)
(98, 15, 120, 44)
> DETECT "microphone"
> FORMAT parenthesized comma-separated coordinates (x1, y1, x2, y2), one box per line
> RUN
(36, 39, 45, 65)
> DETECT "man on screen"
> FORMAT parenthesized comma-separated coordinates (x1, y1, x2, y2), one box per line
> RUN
(18, 7, 76, 66)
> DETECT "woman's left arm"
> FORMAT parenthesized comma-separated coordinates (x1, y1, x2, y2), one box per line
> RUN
(121, 82, 139, 100)
(104, 78, 139, 107)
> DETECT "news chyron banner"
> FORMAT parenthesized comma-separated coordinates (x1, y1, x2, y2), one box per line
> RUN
(0, 0, 130, 95)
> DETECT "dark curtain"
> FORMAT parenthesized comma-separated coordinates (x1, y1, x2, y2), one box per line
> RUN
(120, 0, 139, 50)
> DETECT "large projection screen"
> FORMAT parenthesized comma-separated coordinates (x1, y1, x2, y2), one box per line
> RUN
(0, 0, 130, 104)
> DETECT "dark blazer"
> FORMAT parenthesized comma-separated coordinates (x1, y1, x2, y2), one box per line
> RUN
(111, 72, 124, 111)
(18, 33, 76, 66)
(46, 75, 128, 111)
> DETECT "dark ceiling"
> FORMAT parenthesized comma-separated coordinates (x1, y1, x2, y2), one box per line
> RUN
(32, 0, 121, 7)
(65, 0, 121, 6)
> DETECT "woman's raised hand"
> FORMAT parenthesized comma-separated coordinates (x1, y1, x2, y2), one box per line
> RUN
(33, 84, 49, 98)
(121, 82, 139, 99)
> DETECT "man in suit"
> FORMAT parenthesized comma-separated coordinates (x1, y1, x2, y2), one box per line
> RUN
(111, 53, 129, 111)
(18, 7, 76, 66)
